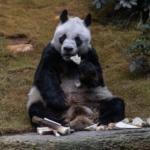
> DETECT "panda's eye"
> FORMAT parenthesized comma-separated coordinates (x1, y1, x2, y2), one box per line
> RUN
(75, 36, 82, 47)
(59, 34, 66, 44)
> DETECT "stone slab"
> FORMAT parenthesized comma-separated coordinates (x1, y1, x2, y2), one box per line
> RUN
(0, 128, 150, 150)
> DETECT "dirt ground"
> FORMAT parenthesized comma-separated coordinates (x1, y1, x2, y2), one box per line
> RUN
(0, 0, 150, 136)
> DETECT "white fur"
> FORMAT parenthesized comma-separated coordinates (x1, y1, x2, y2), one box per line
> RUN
(65, 106, 75, 118)
(82, 106, 94, 115)
(27, 82, 113, 112)
(60, 78, 88, 93)
(27, 86, 45, 111)
(51, 17, 91, 58)
(61, 77, 114, 99)
(27, 16, 113, 112)
(66, 106, 93, 119)
(90, 86, 114, 99)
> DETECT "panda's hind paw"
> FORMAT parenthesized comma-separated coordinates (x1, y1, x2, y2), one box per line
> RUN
(94, 118, 109, 126)
(60, 118, 70, 126)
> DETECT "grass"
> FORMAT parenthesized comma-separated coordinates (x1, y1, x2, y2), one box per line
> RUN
(0, 0, 150, 135)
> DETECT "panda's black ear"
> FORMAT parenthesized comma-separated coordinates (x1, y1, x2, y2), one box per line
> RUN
(60, 9, 68, 23)
(84, 14, 91, 27)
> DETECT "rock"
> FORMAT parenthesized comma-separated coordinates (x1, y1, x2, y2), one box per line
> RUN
(5, 44, 33, 53)
(0, 128, 150, 150)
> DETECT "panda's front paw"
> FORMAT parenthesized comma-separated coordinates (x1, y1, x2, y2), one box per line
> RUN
(79, 60, 96, 76)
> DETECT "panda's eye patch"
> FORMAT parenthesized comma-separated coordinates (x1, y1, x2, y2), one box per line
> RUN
(75, 36, 82, 47)
(59, 34, 66, 44)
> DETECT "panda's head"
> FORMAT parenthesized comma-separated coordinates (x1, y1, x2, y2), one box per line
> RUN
(52, 10, 91, 61)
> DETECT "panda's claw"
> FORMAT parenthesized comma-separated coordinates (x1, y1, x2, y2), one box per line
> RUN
(60, 118, 70, 126)
(94, 118, 109, 126)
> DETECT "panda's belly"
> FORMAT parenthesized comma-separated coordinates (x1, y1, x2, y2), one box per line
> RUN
(63, 92, 100, 130)
(60, 78, 100, 118)
(60, 78, 101, 130)
(60, 78, 88, 93)
(60, 78, 100, 113)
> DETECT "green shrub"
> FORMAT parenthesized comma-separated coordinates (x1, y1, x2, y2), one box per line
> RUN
(123, 24, 150, 72)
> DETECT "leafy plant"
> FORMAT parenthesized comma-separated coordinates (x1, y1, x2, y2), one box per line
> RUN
(108, 20, 123, 27)
(90, 0, 150, 27)
(90, 0, 108, 9)
(115, 0, 150, 27)
(123, 24, 150, 72)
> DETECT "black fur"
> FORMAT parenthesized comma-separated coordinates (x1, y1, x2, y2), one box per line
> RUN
(34, 43, 105, 88)
(60, 9, 68, 23)
(29, 43, 125, 127)
(75, 36, 82, 47)
(95, 97, 125, 125)
(28, 102, 65, 128)
(84, 14, 91, 27)
(59, 34, 66, 44)
(33, 43, 66, 111)
(80, 47, 105, 87)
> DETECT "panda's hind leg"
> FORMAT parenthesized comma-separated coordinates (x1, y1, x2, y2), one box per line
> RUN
(70, 116, 93, 131)
(95, 97, 125, 125)
(28, 101, 65, 128)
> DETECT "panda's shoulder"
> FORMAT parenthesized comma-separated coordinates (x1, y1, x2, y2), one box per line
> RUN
(41, 42, 61, 60)
(88, 46, 97, 54)
(41, 43, 54, 57)
(82, 46, 99, 60)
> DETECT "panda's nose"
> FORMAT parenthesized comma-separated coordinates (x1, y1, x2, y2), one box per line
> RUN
(64, 47, 73, 52)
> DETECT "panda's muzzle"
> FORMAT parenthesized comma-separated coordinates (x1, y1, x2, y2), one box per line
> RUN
(62, 47, 76, 60)
(64, 47, 73, 52)
(63, 47, 75, 60)
(63, 53, 75, 59)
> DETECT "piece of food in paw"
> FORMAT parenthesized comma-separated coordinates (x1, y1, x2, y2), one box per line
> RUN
(70, 54, 81, 65)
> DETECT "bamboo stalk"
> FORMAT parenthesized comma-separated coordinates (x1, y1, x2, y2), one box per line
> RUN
(32, 116, 70, 134)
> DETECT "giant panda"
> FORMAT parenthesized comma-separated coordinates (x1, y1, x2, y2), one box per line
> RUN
(27, 10, 125, 130)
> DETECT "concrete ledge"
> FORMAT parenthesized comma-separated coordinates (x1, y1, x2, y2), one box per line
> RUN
(0, 128, 150, 150)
